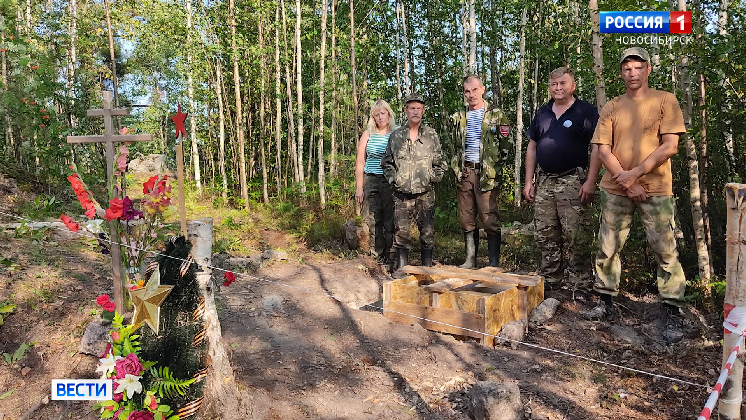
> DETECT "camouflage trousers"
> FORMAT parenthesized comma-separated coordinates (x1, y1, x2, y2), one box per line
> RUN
(594, 191, 686, 306)
(362, 173, 394, 261)
(393, 189, 436, 250)
(457, 167, 500, 234)
(533, 169, 593, 287)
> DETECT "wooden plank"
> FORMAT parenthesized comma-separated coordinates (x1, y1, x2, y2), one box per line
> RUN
(88, 109, 129, 117)
(386, 277, 431, 306)
(482, 287, 521, 339)
(400, 265, 541, 287)
(423, 277, 475, 293)
(383, 300, 484, 339)
(67, 134, 153, 144)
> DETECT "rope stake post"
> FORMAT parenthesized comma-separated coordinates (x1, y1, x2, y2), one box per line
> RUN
(719, 183, 746, 419)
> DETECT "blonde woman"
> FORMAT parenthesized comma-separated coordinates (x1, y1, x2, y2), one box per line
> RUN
(355, 99, 397, 267)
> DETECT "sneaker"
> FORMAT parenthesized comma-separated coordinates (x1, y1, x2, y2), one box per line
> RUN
(583, 300, 610, 321)
(663, 308, 684, 344)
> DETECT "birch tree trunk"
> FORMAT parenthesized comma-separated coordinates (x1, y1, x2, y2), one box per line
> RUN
(295, 0, 306, 191)
(589, 0, 606, 108)
(395, 0, 403, 102)
(215, 57, 228, 201)
(350, 0, 360, 142)
(67, 0, 77, 127)
(460, 3, 468, 77)
(229, 0, 248, 207)
(678, 0, 711, 281)
(259, 18, 269, 204)
(468, 0, 476, 74)
(282, 0, 299, 185)
(698, 72, 712, 251)
(328, 0, 338, 179)
(514, 7, 527, 208)
(104, 0, 119, 107)
(186, 0, 201, 193)
(399, 1, 411, 96)
(318, 0, 328, 207)
(274, 3, 283, 193)
(718, 0, 736, 177)
(1, 21, 11, 153)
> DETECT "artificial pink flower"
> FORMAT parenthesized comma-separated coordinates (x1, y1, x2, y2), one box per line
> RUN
(115, 145, 129, 174)
(110, 331, 120, 341)
(126, 411, 154, 420)
(114, 353, 144, 378)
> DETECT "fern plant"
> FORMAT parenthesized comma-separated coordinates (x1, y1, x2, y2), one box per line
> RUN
(149, 366, 195, 398)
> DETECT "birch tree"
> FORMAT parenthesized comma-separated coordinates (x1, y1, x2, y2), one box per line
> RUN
(514, 7, 527, 208)
(318, 0, 328, 207)
(678, 0, 711, 281)
(229, 0, 248, 207)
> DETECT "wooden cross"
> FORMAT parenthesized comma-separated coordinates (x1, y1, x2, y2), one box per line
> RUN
(67, 90, 155, 314)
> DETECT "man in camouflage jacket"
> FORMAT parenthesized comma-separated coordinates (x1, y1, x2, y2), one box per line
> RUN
(382, 93, 447, 269)
(450, 75, 511, 269)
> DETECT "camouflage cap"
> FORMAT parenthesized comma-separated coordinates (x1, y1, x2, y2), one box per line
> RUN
(620, 47, 650, 64)
(404, 92, 426, 105)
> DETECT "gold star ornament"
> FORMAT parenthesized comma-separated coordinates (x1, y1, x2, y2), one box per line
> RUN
(129, 267, 174, 334)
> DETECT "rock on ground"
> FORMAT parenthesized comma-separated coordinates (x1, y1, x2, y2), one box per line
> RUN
(343, 219, 369, 252)
(529, 298, 561, 327)
(78, 320, 111, 357)
(467, 380, 524, 420)
(497, 320, 526, 350)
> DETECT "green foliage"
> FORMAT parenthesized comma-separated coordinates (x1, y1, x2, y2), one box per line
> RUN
(3, 342, 32, 366)
(0, 302, 16, 327)
(148, 366, 195, 398)
(21, 195, 62, 220)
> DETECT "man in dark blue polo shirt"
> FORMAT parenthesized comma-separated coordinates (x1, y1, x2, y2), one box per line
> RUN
(524, 67, 600, 290)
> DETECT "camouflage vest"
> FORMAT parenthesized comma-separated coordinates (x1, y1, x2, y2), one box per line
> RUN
(450, 101, 512, 191)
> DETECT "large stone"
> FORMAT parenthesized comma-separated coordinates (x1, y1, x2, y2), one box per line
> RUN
(467, 380, 524, 420)
(128, 154, 173, 175)
(262, 249, 288, 261)
(496, 320, 525, 350)
(528, 298, 561, 327)
(343, 219, 369, 252)
(78, 320, 111, 357)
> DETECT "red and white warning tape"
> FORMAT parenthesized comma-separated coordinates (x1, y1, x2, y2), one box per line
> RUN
(697, 306, 746, 420)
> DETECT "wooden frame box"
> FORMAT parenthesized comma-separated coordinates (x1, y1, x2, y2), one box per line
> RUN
(382, 267, 544, 347)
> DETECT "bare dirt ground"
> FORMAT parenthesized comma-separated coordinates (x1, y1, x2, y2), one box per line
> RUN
(0, 209, 729, 420)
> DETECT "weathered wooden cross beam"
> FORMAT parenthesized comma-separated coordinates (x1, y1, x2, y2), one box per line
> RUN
(67, 90, 155, 314)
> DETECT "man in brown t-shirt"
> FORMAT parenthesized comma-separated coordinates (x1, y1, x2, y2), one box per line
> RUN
(584, 47, 687, 344)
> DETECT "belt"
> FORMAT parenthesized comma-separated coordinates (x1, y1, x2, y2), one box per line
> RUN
(539, 167, 580, 177)
(463, 161, 481, 169)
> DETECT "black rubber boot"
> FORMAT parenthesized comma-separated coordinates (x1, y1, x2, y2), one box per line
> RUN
(421, 248, 433, 267)
(458, 231, 478, 269)
(397, 247, 409, 271)
(487, 232, 501, 267)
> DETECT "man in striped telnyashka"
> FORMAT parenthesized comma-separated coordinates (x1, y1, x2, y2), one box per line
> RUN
(450, 75, 511, 269)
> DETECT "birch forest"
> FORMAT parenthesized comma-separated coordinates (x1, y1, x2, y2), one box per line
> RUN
(1, 0, 744, 292)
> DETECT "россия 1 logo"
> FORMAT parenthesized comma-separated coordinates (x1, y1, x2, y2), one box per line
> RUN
(600, 11, 692, 33)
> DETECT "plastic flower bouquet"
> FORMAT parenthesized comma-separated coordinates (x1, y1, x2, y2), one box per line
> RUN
(93, 300, 194, 420)
(60, 145, 174, 287)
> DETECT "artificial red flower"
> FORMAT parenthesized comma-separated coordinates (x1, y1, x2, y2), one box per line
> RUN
(110, 331, 120, 341)
(60, 214, 79, 232)
(31, 65, 38, 70)
(148, 395, 158, 410)
(102, 301, 116, 312)
(39, 124, 45, 127)
(40, 109, 46, 113)
(42, 115, 49, 119)
(224, 271, 236, 282)
(104, 198, 124, 221)
(142, 175, 158, 194)
(96, 294, 111, 305)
